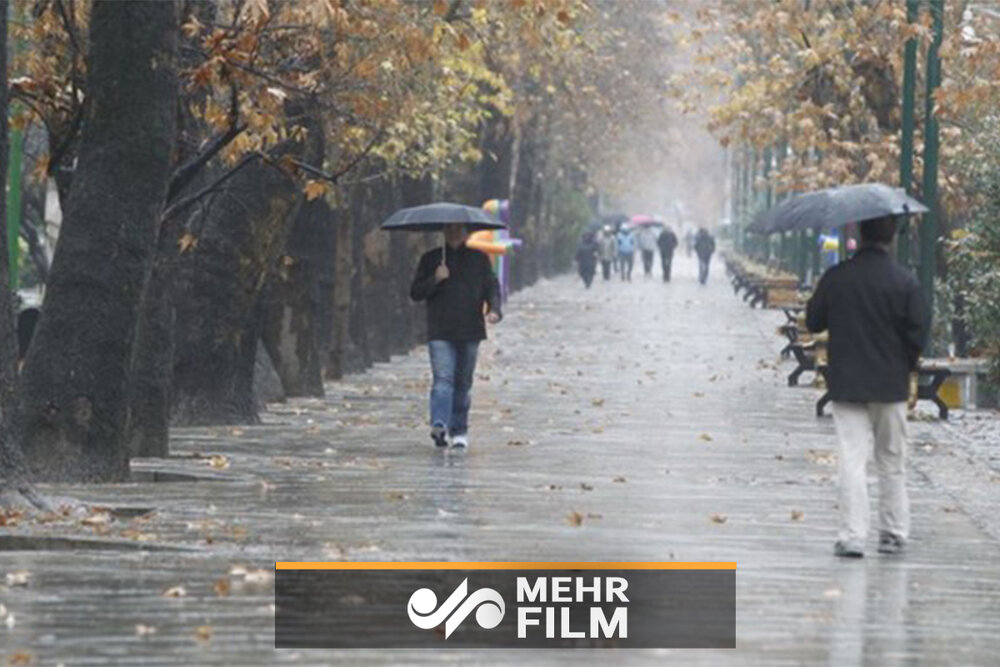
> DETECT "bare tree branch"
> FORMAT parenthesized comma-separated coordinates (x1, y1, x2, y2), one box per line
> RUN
(161, 151, 262, 222)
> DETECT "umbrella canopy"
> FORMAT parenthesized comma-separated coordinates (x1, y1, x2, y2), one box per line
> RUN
(628, 214, 664, 229)
(481, 198, 510, 224)
(751, 183, 928, 235)
(381, 202, 506, 232)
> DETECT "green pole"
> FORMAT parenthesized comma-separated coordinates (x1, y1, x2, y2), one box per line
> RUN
(898, 0, 919, 266)
(920, 0, 944, 326)
(762, 146, 771, 262)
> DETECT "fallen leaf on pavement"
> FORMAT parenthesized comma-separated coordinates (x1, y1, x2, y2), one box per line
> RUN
(208, 455, 230, 469)
(5, 571, 30, 587)
(213, 578, 231, 597)
(81, 512, 112, 527)
(162, 585, 187, 598)
(135, 624, 157, 637)
(613, 476, 626, 483)
(790, 510, 804, 521)
(580, 483, 593, 491)
(699, 433, 713, 442)
(710, 513, 728, 524)
(194, 625, 213, 642)
(567, 511, 584, 527)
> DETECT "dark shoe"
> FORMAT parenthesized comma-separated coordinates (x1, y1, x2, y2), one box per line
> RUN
(878, 531, 905, 555)
(834, 540, 865, 558)
(430, 425, 448, 448)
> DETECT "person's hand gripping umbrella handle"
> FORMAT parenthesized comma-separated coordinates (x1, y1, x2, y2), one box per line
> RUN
(435, 232, 450, 283)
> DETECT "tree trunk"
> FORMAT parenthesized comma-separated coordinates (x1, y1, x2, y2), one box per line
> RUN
(326, 200, 355, 380)
(170, 157, 301, 425)
(18, 0, 177, 483)
(510, 115, 541, 291)
(259, 195, 332, 397)
(479, 112, 513, 202)
(127, 0, 221, 458)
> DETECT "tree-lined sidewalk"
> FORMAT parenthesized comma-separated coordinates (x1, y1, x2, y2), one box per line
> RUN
(2, 256, 998, 664)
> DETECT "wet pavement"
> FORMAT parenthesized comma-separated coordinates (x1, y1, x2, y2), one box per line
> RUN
(2, 253, 999, 665)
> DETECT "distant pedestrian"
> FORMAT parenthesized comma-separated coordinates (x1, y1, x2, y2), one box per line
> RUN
(636, 225, 659, 278)
(597, 225, 616, 281)
(806, 215, 930, 558)
(616, 226, 635, 282)
(684, 229, 695, 257)
(656, 226, 678, 282)
(410, 224, 502, 450)
(694, 227, 715, 284)
(575, 232, 599, 289)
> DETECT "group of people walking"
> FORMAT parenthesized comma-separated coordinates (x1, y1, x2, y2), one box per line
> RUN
(575, 222, 717, 288)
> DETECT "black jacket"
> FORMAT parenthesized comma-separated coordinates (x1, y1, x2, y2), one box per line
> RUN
(806, 246, 929, 402)
(694, 231, 715, 259)
(657, 229, 678, 256)
(410, 244, 501, 342)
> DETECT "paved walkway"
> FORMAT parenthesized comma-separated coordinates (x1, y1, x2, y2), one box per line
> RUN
(2, 254, 999, 665)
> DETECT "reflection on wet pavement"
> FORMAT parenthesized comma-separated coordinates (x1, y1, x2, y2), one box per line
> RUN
(2, 254, 998, 665)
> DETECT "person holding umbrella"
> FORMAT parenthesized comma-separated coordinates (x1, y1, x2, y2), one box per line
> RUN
(807, 215, 929, 557)
(755, 183, 931, 558)
(385, 203, 503, 450)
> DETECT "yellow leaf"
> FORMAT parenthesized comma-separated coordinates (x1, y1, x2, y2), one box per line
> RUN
(304, 180, 328, 201)
(178, 233, 198, 253)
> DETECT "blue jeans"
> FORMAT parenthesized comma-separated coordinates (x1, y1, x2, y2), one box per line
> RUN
(428, 340, 480, 436)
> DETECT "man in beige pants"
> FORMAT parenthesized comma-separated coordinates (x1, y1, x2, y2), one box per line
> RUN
(806, 216, 929, 557)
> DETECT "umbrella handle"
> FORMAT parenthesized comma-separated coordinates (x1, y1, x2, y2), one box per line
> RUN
(441, 235, 446, 266)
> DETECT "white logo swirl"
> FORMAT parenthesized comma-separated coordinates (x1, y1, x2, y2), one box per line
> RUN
(407, 577, 505, 638)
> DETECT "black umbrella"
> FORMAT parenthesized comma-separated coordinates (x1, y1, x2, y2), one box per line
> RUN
(381, 202, 505, 232)
(381, 202, 506, 266)
(751, 183, 929, 235)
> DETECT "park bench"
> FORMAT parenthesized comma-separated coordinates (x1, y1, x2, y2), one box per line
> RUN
(815, 365, 953, 420)
(778, 307, 804, 359)
(724, 254, 804, 309)
(787, 337, 827, 387)
(922, 357, 993, 410)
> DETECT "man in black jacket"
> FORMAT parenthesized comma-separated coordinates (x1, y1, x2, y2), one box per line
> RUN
(657, 226, 678, 282)
(410, 224, 502, 450)
(806, 216, 930, 558)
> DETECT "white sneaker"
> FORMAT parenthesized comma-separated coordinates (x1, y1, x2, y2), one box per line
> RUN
(451, 434, 468, 449)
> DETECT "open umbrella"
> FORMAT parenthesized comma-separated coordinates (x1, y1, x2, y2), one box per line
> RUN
(751, 183, 928, 234)
(628, 214, 664, 229)
(381, 202, 506, 266)
(381, 202, 505, 232)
